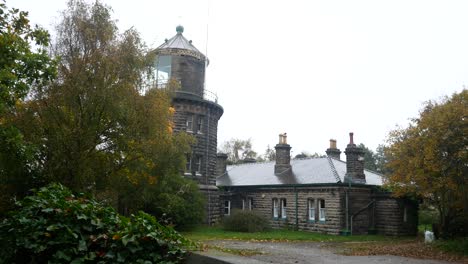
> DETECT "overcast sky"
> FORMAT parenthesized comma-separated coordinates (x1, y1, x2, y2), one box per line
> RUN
(8, 0, 468, 156)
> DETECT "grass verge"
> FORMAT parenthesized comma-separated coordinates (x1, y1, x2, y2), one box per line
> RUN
(184, 226, 467, 262)
(183, 226, 409, 243)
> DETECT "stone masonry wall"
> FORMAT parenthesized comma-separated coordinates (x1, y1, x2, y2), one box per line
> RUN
(219, 186, 418, 235)
(347, 187, 372, 235)
(171, 55, 205, 97)
(373, 192, 418, 236)
(172, 98, 222, 186)
(172, 97, 223, 224)
(220, 186, 347, 235)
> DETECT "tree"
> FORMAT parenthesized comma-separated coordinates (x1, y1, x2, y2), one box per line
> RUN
(263, 145, 276, 161)
(385, 90, 467, 238)
(221, 138, 258, 164)
(374, 144, 389, 174)
(294, 151, 326, 159)
(0, 1, 57, 213)
(357, 143, 378, 171)
(12, 0, 204, 227)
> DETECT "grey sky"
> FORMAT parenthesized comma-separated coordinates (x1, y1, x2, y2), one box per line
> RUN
(8, 0, 468, 156)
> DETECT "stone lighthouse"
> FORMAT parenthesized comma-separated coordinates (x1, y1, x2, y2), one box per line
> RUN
(154, 25, 223, 224)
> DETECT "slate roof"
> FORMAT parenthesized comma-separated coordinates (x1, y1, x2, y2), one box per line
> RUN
(216, 157, 384, 187)
(155, 25, 206, 61)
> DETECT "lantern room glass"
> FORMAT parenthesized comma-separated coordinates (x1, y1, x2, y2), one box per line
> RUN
(155, 55, 171, 87)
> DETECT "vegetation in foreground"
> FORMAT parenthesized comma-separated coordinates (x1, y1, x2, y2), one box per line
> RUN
(0, 0, 205, 230)
(0, 184, 192, 263)
(222, 209, 270, 233)
(385, 90, 467, 239)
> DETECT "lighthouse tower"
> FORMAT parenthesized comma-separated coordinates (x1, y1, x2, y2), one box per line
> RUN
(154, 26, 223, 224)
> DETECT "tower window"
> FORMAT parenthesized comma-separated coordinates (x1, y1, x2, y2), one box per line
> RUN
(186, 115, 193, 132)
(155, 55, 171, 87)
(196, 116, 204, 133)
(194, 155, 202, 174)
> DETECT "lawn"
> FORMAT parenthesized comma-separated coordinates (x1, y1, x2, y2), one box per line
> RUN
(183, 226, 467, 262)
(183, 226, 410, 243)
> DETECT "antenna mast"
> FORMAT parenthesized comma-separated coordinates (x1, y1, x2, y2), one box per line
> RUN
(203, 0, 210, 91)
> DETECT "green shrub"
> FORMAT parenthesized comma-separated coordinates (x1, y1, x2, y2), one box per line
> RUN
(435, 238, 468, 256)
(222, 209, 270, 233)
(0, 183, 192, 263)
(143, 175, 205, 231)
(419, 208, 438, 225)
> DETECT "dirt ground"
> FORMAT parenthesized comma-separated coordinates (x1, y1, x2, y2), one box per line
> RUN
(196, 240, 465, 264)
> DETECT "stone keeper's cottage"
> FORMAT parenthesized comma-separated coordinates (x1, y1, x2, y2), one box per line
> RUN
(154, 26, 417, 235)
(216, 133, 418, 236)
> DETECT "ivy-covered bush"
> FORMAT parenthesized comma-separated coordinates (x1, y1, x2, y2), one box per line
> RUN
(0, 183, 192, 263)
(222, 209, 270, 233)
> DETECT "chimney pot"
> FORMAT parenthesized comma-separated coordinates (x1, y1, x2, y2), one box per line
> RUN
(326, 139, 341, 160)
(279, 133, 287, 144)
(349, 132, 354, 145)
(330, 139, 337, 149)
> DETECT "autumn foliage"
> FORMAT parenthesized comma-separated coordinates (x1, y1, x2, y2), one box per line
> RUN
(385, 90, 467, 238)
(1, 0, 204, 229)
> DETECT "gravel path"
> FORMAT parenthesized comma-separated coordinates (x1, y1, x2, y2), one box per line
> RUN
(198, 240, 453, 264)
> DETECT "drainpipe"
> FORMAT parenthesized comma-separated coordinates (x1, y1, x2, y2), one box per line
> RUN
(205, 108, 211, 224)
(346, 176, 351, 234)
(350, 200, 375, 235)
(345, 189, 349, 232)
(294, 186, 299, 231)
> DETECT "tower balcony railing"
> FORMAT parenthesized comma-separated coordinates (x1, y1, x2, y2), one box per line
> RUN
(173, 90, 219, 104)
(155, 80, 219, 104)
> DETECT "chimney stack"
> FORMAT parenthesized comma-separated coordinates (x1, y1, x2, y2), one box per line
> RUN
(275, 133, 291, 175)
(344, 132, 366, 184)
(216, 153, 228, 176)
(326, 139, 342, 160)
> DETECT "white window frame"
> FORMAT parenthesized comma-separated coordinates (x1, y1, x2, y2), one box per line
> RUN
(196, 116, 203, 134)
(280, 199, 287, 219)
(242, 199, 245, 210)
(308, 199, 315, 221)
(319, 199, 326, 221)
(224, 200, 231, 216)
(194, 155, 202, 174)
(186, 115, 193, 132)
(273, 198, 279, 218)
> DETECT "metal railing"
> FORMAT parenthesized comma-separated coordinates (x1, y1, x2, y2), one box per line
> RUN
(155, 80, 219, 104)
(203, 89, 218, 103)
